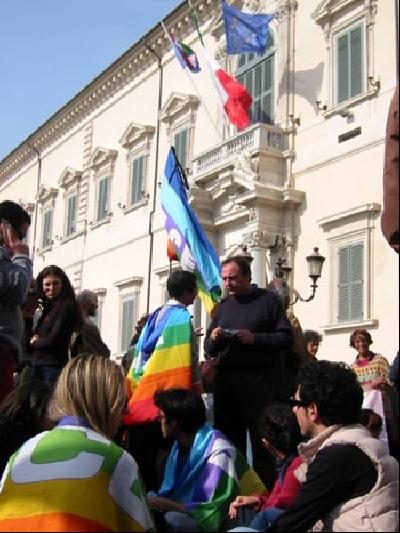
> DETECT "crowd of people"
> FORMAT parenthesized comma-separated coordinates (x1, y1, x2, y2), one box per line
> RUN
(0, 196, 399, 532)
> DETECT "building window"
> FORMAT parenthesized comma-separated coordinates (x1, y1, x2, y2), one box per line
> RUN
(41, 208, 53, 248)
(96, 176, 110, 221)
(337, 23, 364, 104)
(130, 155, 144, 205)
(120, 296, 135, 352)
(338, 242, 364, 322)
(236, 32, 275, 125)
(174, 128, 188, 169)
(65, 194, 77, 236)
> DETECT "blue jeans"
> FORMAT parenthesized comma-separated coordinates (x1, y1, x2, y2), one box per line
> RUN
(32, 366, 61, 387)
(249, 507, 284, 530)
(164, 512, 201, 532)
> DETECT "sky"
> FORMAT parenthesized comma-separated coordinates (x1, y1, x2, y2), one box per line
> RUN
(0, 0, 181, 161)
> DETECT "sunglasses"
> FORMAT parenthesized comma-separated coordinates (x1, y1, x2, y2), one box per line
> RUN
(288, 398, 310, 408)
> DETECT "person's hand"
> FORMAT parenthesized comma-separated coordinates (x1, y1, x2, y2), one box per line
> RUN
(371, 376, 386, 389)
(147, 495, 164, 510)
(236, 329, 255, 344)
(194, 326, 203, 337)
(228, 495, 259, 519)
(30, 334, 39, 345)
(2, 221, 29, 256)
(210, 327, 224, 341)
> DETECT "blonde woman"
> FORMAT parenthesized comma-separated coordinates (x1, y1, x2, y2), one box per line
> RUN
(0, 355, 154, 532)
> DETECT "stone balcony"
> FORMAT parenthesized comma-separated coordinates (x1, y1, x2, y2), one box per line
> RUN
(191, 122, 288, 183)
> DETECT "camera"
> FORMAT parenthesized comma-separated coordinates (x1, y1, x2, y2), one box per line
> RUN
(220, 328, 238, 337)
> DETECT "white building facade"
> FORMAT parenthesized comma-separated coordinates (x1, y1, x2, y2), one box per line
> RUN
(0, 0, 398, 364)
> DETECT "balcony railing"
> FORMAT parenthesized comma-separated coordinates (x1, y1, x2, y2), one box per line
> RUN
(192, 123, 287, 179)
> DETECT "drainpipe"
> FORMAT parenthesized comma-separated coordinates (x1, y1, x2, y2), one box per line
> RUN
(145, 42, 163, 314)
(27, 143, 42, 264)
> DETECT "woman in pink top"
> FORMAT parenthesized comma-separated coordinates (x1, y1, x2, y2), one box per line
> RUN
(228, 402, 302, 531)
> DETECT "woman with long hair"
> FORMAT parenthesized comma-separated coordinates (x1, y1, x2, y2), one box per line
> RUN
(30, 265, 82, 386)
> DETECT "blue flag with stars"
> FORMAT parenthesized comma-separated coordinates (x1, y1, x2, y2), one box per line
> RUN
(221, 1, 275, 55)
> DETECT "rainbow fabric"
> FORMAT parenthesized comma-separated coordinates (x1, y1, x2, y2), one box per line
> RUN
(161, 148, 222, 315)
(124, 303, 193, 425)
(0, 421, 154, 532)
(154, 424, 265, 532)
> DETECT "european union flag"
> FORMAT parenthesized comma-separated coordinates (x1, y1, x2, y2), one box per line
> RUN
(221, 1, 275, 55)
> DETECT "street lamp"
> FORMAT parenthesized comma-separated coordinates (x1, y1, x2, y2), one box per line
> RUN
(274, 247, 325, 304)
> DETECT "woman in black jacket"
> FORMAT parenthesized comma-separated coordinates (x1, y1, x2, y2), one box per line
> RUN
(30, 265, 81, 386)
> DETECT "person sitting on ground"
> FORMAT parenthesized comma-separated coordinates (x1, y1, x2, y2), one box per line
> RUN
(147, 388, 265, 533)
(70, 290, 110, 358)
(267, 360, 399, 532)
(0, 355, 154, 532)
(360, 408, 383, 439)
(0, 379, 51, 475)
(228, 402, 303, 531)
(303, 330, 322, 361)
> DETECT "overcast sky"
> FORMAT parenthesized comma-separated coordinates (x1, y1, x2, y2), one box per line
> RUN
(0, 0, 180, 160)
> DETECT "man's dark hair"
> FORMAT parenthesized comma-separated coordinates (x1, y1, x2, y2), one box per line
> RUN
(297, 360, 363, 426)
(154, 388, 206, 433)
(260, 402, 302, 456)
(0, 200, 31, 238)
(221, 256, 251, 279)
(166, 270, 197, 299)
(304, 330, 323, 344)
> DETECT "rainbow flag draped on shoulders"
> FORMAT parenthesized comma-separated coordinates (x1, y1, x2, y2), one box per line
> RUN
(124, 303, 193, 425)
(153, 424, 265, 532)
(0, 423, 154, 532)
(161, 148, 222, 315)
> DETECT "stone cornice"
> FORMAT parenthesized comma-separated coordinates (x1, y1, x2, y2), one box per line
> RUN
(0, 0, 218, 184)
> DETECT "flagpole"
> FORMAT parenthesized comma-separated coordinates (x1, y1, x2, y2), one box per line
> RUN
(161, 20, 223, 141)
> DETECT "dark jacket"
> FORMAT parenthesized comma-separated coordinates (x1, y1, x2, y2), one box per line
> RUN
(70, 319, 110, 358)
(204, 287, 293, 370)
(31, 298, 77, 367)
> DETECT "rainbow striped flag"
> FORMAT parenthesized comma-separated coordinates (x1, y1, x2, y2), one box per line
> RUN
(153, 424, 265, 531)
(161, 148, 222, 315)
(0, 422, 154, 532)
(124, 303, 193, 425)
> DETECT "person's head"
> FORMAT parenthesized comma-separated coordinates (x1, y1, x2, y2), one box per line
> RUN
(349, 329, 373, 358)
(153, 388, 206, 439)
(47, 355, 127, 439)
(259, 402, 302, 458)
(0, 200, 30, 244)
(166, 270, 198, 306)
(304, 330, 323, 359)
(0, 379, 51, 433)
(360, 408, 383, 439)
(77, 290, 99, 317)
(221, 256, 252, 296)
(292, 360, 363, 439)
(36, 265, 75, 302)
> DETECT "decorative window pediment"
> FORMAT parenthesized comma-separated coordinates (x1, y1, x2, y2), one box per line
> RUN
(58, 167, 82, 189)
(161, 93, 200, 134)
(36, 185, 58, 204)
(89, 147, 118, 173)
(312, 0, 364, 26)
(119, 123, 155, 151)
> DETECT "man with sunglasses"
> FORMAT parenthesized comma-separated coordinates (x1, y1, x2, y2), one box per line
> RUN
(0, 200, 32, 403)
(268, 360, 399, 532)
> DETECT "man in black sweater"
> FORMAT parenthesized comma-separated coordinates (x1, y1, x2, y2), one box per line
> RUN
(204, 256, 293, 489)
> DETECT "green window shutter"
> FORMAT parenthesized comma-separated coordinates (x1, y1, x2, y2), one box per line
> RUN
(338, 33, 349, 103)
(121, 298, 135, 351)
(174, 129, 188, 169)
(42, 209, 53, 248)
(350, 26, 363, 98)
(66, 195, 77, 236)
(131, 156, 144, 204)
(97, 177, 109, 220)
(338, 246, 350, 321)
(349, 243, 364, 320)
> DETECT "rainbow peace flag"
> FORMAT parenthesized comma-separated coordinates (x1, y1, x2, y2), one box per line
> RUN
(0, 423, 154, 532)
(161, 148, 222, 315)
(124, 303, 193, 425)
(154, 424, 265, 531)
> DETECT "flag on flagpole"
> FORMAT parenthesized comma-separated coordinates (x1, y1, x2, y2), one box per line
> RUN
(221, 1, 275, 55)
(168, 31, 201, 73)
(161, 148, 221, 315)
(202, 49, 252, 129)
